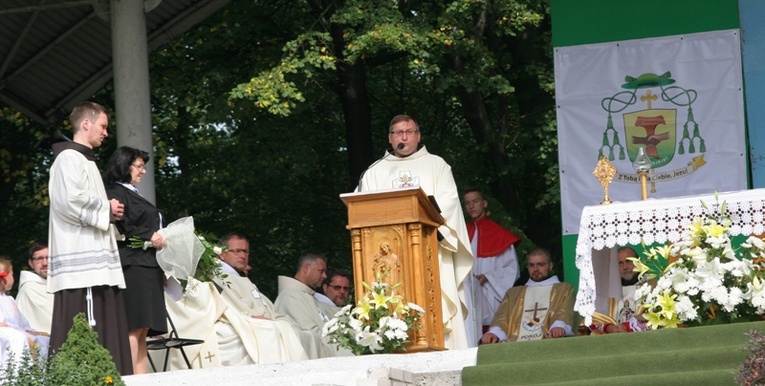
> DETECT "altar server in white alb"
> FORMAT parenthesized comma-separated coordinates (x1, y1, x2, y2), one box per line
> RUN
(47, 101, 132, 374)
(357, 114, 475, 349)
(16, 240, 54, 334)
(463, 189, 522, 337)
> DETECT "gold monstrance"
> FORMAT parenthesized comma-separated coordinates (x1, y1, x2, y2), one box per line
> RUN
(593, 155, 617, 205)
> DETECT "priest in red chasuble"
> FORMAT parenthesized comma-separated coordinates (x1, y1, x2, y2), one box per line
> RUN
(464, 189, 522, 336)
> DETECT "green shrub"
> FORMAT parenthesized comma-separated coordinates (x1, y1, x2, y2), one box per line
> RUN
(0, 312, 125, 385)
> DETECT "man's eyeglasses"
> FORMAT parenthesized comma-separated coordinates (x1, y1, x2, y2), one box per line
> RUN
(31, 256, 48, 262)
(327, 285, 350, 291)
(228, 249, 249, 255)
(389, 129, 419, 137)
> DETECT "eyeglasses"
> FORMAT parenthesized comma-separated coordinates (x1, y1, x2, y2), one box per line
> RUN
(31, 256, 48, 262)
(131, 163, 146, 171)
(228, 249, 249, 255)
(389, 129, 419, 137)
(327, 285, 350, 291)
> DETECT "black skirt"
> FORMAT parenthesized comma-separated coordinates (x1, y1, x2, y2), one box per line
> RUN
(122, 265, 168, 336)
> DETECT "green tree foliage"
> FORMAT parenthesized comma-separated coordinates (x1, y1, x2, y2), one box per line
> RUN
(0, 108, 53, 282)
(0, 0, 563, 297)
(224, 0, 562, 268)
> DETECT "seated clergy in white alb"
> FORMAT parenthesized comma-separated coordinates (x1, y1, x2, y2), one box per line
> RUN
(213, 233, 327, 359)
(16, 240, 54, 334)
(481, 248, 574, 343)
(274, 251, 352, 357)
(157, 238, 311, 370)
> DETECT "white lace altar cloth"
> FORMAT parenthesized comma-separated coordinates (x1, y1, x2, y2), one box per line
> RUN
(575, 188, 765, 325)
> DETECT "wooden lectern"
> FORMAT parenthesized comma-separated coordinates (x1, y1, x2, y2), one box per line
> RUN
(340, 187, 446, 352)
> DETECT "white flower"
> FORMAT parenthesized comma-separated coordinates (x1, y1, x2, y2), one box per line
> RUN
(213, 246, 222, 255)
(322, 318, 338, 337)
(407, 302, 424, 314)
(356, 327, 383, 352)
(743, 236, 765, 250)
(747, 281, 765, 313)
(674, 295, 697, 321)
(348, 316, 363, 332)
(335, 304, 353, 318)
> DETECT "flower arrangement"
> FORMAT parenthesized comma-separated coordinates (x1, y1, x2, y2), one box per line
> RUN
(128, 216, 226, 288)
(322, 271, 424, 355)
(633, 198, 765, 329)
(193, 233, 227, 283)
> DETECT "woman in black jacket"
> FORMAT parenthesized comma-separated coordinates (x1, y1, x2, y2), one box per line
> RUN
(104, 146, 166, 374)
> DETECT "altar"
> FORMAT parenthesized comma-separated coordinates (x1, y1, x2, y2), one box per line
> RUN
(574, 188, 765, 325)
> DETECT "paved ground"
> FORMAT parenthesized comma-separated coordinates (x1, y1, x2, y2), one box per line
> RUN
(124, 347, 477, 386)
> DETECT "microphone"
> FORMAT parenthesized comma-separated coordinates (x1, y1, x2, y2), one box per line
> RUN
(358, 143, 404, 191)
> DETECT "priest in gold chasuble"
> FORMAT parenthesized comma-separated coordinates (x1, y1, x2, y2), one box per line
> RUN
(481, 248, 575, 343)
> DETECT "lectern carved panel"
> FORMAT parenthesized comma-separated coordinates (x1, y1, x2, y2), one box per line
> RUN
(341, 188, 446, 351)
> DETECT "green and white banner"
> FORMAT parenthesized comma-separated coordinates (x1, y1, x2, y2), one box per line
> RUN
(555, 29, 747, 235)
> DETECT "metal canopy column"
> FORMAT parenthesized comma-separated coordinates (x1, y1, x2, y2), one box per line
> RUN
(110, 0, 157, 204)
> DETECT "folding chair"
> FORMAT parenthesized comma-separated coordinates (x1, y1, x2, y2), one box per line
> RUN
(147, 314, 203, 372)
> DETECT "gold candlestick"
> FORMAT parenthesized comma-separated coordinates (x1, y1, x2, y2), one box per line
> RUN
(637, 169, 649, 200)
(632, 146, 652, 201)
(593, 154, 617, 205)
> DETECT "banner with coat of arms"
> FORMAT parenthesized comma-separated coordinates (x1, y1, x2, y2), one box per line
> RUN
(555, 29, 747, 235)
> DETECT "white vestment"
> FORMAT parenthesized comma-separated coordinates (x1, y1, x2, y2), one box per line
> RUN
(0, 293, 49, 367)
(157, 275, 309, 371)
(16, 271, 53, 334)
(274, 276, 352, 357)
(469, 235, 520, 326)
(357, 146, 474, 348)
(214, 263, 315, 359)
(48, 147, 124, 293)
(314, 292, 340, 310)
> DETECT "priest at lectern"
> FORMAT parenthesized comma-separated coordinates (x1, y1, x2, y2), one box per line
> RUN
(357, 114, 475, 349)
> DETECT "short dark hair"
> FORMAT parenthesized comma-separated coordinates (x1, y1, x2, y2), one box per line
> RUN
(463, 187, 485, 200)
(528, 247, 551, 263)
(388, 114, 419, 133)
(323, 269, 350, 286)
(219, 232, 248, 248)
(29, 240, 48, 260)
(70, 101, 108, 133)
(104, 146, 150, 184)
(296, 250, 326, 273)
